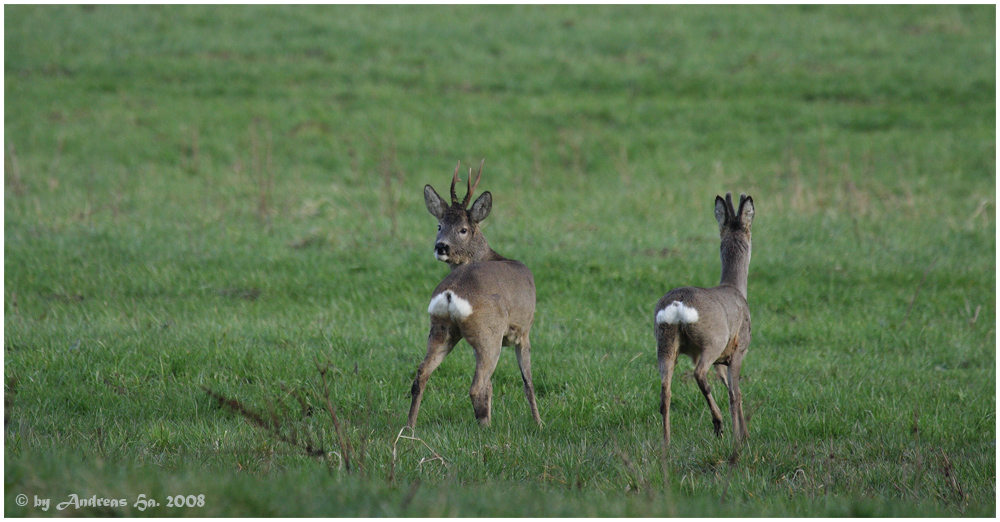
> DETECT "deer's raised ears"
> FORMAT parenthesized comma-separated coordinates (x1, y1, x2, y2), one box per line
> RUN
(424, 160, 492, 222)
(715, 192, 754, 232)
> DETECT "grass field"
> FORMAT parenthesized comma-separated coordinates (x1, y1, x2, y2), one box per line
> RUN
(4, 5, 996, 517)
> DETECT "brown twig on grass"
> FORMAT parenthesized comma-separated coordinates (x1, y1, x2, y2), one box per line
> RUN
(250, 120, 274, 225)
(316, 358, 356, 474)
(202, 386, 326, 458)
(939, 450, 966, 512)
(899, 257, 937, 329)
(389, 426, 448, 484)
(399, 479, 422, 511)
(616, 443, 652, 498)
(203, 361, 367, 475)
(379, 136, 402, 238)
(6, 142, 24, 195)
(963, 298, 981, 328)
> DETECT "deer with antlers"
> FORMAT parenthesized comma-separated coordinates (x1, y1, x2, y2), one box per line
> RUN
(406, 160, 542, 428)
(654, 192, 754, 453)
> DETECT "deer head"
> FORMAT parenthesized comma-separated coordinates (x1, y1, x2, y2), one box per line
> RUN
(423, 160, 493, 267)
(714, 192, 754, 236)
(714, 192, 755, 297)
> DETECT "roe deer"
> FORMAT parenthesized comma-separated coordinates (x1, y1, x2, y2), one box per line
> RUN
(406, 160, 542, 428)
(654, 192, 754, 451)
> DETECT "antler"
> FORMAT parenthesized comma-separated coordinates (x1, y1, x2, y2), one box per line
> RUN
(461, 159, 484, 208)
(450, 161, 461, 206)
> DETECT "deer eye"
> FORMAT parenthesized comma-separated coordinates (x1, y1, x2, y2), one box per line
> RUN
(460, 228, 469, 235)
(437, 224, 442, 231)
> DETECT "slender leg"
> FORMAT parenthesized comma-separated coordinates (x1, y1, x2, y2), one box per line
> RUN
(657, 324, 680, 450)
(693, 353, 725, 437)
(725, 353, 748, 464)
(726, 352, 748, 443)
(714, 364, 729, 388)
(469, 335, 502, 426)
(406, 323, 457, 429)
(514, 334, 543, 426)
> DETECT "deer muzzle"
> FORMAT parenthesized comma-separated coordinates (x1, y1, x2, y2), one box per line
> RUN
(434, 242, 450, 261)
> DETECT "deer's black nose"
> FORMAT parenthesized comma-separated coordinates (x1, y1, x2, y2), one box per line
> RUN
(435, 243, 449, 256)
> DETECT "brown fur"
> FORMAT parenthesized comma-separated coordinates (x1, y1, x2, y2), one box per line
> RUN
(654, 192, 754, 453)
(407, 162, 542, 428)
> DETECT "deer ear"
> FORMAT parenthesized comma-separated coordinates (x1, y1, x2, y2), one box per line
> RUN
(424, 185, 448, 219)
(737, 194, 754, 227)
(469, 191, 492, 223)
(714, 195, 729, 228)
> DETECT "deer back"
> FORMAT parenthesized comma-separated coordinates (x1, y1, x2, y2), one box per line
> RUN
(430, 260, 536, 333)
(656, 284, 748, 361)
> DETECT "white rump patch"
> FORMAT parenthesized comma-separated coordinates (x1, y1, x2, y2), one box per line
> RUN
(428, 290, 474, 322)
(656, 301, 699, 325)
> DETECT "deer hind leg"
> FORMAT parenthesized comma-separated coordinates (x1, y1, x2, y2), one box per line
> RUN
(468, 332, 503, 426)
(514, 333, 542, 427)
(693, 353, 725, 438)
(726, 348, 749, 445)
(714, 364, 729, 387)
(656, 324, 680, 450)
(407, 322, 458, 429)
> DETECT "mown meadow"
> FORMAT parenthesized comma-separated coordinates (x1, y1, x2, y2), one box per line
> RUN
(4, 5, 995, 516)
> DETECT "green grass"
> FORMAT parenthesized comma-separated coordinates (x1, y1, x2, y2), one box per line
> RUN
(4, 4, 995, 517)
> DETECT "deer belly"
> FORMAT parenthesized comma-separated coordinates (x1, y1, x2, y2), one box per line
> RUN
(715, 331, 739, 364)
(502, 325, 527, 346)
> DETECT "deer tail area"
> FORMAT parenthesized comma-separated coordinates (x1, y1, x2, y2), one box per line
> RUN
(655, 301, 699, 325)
(428, 290, 474, 322)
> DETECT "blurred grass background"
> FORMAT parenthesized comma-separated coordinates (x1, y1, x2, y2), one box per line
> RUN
(4, 5, 995, 516)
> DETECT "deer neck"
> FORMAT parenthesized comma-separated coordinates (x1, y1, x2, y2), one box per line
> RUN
(719, 237, 751, 298)
(448, 245, 504, 271)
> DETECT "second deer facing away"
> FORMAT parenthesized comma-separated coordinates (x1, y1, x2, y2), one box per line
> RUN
(406, 161, 542, 429)
(654, 192, 754, 451)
